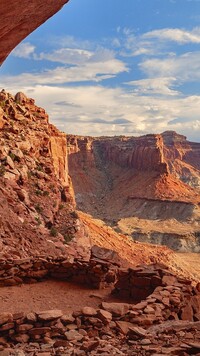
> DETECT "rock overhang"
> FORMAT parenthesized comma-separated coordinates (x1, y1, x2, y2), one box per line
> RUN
(0, 0, 70, 65)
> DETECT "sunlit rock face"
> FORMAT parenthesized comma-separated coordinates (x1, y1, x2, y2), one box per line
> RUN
(0, 0, 69, 64)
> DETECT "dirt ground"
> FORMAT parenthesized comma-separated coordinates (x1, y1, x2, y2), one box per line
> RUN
(0, 280, 115, 314)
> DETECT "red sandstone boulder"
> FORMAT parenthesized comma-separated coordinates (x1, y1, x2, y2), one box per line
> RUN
(37, 310, 63, 321)
(82, 307, 97, 316)
(101, 302, 130, 317)
(128, 326, 147, 339)
(0, 313, 13, 326)
(97, 309, 112, 324)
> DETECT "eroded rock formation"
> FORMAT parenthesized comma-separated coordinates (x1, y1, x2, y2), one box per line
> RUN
(0, 0, 69, 64)
(68, 133, 200, 251)
(0, 90, 178, 265)
(0, 90, 79, 259)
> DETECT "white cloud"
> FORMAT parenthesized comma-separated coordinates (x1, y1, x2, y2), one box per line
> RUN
(12, 42, 36, 59)
(143, 27, 200, 44)
(125, 77, 179, 96)
(50, 35, 93, 51)
(38, 48, 93, 65)
(1, 81, 199, 141)
(2, 58, 128, 86)
(9, 44, 128, 85)
(4, 30, 200, 142)
(140, 51, 200, 82)
(118, 26, 200, 59)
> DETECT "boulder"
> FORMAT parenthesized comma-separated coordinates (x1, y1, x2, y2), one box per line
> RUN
(82, 307, 97, 316)
(37, 310, 63, 321)
(0, 313, 13, 326)
(64, 330, 84, 342)
(101, 302, 130, 317)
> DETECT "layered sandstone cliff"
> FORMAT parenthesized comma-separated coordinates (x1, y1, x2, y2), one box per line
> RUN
(68, 133, 200, 251)
(93, 134, 168, 174)
(162, 131, 200, 188)
(0, 0, 69, 64)
(68, 133, 199, 203)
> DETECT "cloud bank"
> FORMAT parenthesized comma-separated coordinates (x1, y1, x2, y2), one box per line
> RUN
(1, 26, 200, 142)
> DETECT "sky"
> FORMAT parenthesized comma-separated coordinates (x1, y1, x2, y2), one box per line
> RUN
(1, 0, 200, 141)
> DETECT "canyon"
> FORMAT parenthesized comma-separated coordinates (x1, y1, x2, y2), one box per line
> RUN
(68, 133, 200, 252)
(0, 90, 180, 267)
(0, 1, 199, 354)
(0, 90, 199, 355)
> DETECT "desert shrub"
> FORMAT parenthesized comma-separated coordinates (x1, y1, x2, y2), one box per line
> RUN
(35, 203, 43, 214)
(0, 101, 6, 108)
(35, 216, 41, 225)
(35, 189, 43, 196)
(36, 164, 44, 172)
(70, 210, 79, 219)
(9, 152, 16, 161)
(64, 234, 73, 244)
(0, 165, 5, 177)
(50, 226, 58, 237)
(49, 184, 56, 193)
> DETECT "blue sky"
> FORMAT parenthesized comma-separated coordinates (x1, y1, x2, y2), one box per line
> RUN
(1, 0, 200, 141)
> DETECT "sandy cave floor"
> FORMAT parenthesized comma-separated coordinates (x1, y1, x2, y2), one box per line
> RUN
(0, 280, 122, 314)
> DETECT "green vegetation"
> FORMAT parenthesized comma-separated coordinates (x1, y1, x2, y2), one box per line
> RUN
(0, 165, 5, 177)
(9, 152, 16, 161)
(64, 234, 73, 244)
(35, 216, 41, 225)
(50, 226, 58, 237)
(49, 184, 56, 193)
(35, 189, 43, 196)
(35, 203, 43, 214)
(0, 101, 6, 108)
(70, 210, 79, 219)
(36, 164, 44, 172)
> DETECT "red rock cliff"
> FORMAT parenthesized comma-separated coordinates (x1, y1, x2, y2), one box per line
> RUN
(162, 131, 200, 188)
(93, 135, 169, 174)
(68, 133, 199, 223)
(0, 0, 69, 64)
(0, 90, 79, 259)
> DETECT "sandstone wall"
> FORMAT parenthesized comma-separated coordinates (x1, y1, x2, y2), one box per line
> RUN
(50, 128, 69, 186)
(68, 134, 169, 174)
(68, 132, 200, 191)
(0, 0, 69, 64)
(94, 135, 169, 174)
